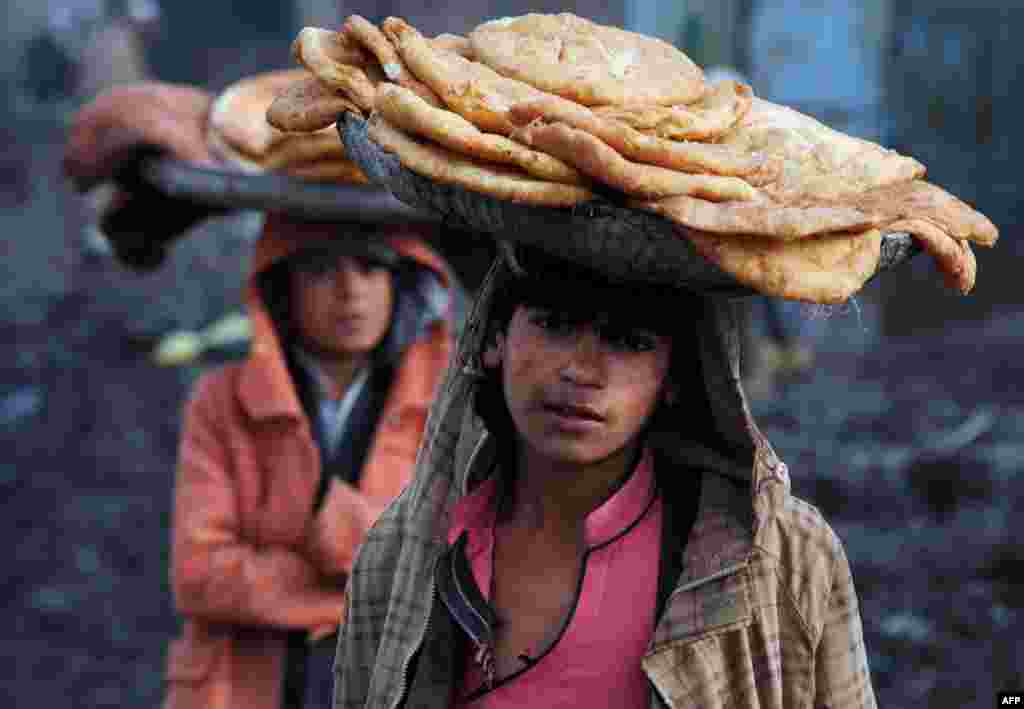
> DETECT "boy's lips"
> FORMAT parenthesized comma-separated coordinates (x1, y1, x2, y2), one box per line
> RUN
(334, 313, 369, 335)
(542, 401, 606, 422)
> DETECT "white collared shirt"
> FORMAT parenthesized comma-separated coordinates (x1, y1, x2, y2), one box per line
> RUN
(292, 347, 370, 457)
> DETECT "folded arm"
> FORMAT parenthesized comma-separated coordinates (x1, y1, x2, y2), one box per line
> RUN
(171, 376, 345, 630)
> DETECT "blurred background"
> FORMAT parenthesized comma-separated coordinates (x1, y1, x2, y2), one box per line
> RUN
(1, 1, 1020, 707)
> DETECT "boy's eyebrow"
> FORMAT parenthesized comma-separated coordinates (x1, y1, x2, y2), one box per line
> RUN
(515, 275, 683, 330)
(524, 301, 671, 335)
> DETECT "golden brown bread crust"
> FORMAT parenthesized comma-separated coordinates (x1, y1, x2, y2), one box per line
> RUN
(430, 33, 474, 58)
(383, 17, 545, 136)
(685, 227, 883, 303)
(343, 14, 442, 107)
(374, 84, 585, 185)
(208, 70, 368, 184)
(292, 28, 380, 111)
(631, 194, 881, 240)
(509, 94, 774, 181)
(259, 132, 348, 170)
(206, 127, 264, 172)
(208, 69, 310, 157)
(592, 80, 753, 141)
(366, 113, 594, 207)
(515, 120, 759, 201)
(718, 98, 926, 203)
(291, 26, 370, 71)
(469, 13, 705, 106)
(266, 75, 361, 133)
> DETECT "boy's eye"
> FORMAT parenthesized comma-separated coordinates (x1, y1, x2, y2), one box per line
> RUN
(304, 262, 335, 278)
(306, 256, 385, 279)
(600, 327, 659, 352)
(528, 310, 575, 335)
(354, 258, 375, 274)
(355, 255, 389, 274)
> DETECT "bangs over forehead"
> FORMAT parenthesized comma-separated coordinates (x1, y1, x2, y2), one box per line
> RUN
(505, 246, 697, 334)
(287, 220, 402, 272)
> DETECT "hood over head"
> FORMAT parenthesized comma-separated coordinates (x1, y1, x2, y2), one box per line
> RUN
(239, 213, 454, 419)
(249, 212, 450, 282)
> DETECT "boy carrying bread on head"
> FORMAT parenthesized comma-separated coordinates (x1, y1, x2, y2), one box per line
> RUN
(335, 244, 875, 709)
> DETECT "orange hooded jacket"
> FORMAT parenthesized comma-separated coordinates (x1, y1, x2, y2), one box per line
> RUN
(164, 216, 454, 709)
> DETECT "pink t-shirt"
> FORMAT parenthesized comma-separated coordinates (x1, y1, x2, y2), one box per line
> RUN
(447, 449, 662, 709)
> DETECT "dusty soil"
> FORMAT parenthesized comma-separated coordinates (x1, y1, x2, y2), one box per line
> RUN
(755, 316, 1024, 708)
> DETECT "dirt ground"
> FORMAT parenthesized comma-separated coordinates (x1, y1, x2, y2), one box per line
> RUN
(2, 117, 1021, 709)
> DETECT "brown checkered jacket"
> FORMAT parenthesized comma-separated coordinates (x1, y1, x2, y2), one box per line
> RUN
(333, 259, 876, 709)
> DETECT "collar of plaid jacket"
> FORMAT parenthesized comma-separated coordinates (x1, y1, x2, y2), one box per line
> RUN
(334, 256, 792, 709)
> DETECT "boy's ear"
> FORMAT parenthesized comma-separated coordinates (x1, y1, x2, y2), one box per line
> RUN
(482, 333, 505, 368)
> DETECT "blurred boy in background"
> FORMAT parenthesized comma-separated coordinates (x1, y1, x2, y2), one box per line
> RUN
(64, 80, 457, 709)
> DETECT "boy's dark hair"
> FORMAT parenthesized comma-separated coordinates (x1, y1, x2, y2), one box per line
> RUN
(473, 245, 717, 453)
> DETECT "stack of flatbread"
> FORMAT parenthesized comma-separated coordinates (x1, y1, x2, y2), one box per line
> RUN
(208, 68, 368, 183)
(271, 12, 998, 303)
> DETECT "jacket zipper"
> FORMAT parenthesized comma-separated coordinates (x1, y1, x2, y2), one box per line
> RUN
(450, 558, 496, 688)
(390, 574, 437, 709)
(472, 638, 496, 689)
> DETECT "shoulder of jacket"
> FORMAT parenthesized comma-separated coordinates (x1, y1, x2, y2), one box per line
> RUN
(185, 363, 246, 416)
(358, 486, 416, 566)
(778, 494, 845, 555)
(394, 330, 453, 401)
(410, 323, 454, 363)
(768, 493, 848, 638)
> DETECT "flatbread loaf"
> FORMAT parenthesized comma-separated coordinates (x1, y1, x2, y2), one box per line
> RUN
(209, 69, 368, 184)
(374, 84, 585, 185)
(382, 17, 546, 135)
(685, 227, 883, 303)
(516, 120, 759, 201)
(469, 13, 705, 106)
(633, 160, 990, 291)
(366, 113, 594, 206)
(343, 14, 443, 107)
(260, 131, 347, 170)
(292, 27, 370, 71)
(719, 98, 925, 202)
(206, 128, 263, 173)
(431, 33, 474, 58)
(592, 80, 753, 141)
(883, 219, 975, 293)
(292, 27, 382, 111)
(633, 193, 882, 240)
(848, 179, 997, 247)
(510, 95, 775, 182)
(266, 75, 362, 132)
(209, 69, 311, 158)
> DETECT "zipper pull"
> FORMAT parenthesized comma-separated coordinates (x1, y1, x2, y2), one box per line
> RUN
(473, 639, 496, 689)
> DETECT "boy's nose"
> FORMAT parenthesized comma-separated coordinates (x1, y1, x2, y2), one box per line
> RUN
(331, 260, 367, 296)
(560, 329, 605, 386)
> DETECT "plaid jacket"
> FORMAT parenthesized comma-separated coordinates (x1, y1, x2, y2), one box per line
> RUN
(333, 259, 876, 709)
